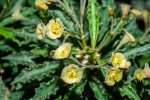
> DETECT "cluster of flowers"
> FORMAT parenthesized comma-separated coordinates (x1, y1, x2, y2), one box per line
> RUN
(35, 1, 150, 86)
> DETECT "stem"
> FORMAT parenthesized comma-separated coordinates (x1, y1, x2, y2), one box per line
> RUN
(141, 26, 150, 39)
(80, 0, 87, 48)
(69, 55, 84, 66)
(55, 0, 87, 48)
(110, 18, 114, 32)
(112, 20, 123, 34)
(64, 29, 81, 37)
(62, 33, 71, 43)
(0, 5, 7, 20)
(84, 65, 110, 71)
(97, 19, 123, 52)
(126, 77, 135, 83)
(97, 34, 111, 52)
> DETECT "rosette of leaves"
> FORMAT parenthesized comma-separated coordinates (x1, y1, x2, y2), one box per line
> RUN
(0, 0, 150, 100)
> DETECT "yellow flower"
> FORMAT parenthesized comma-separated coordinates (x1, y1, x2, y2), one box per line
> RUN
(143, 63, 150, 78)
(60, 64, 84, 84)
(35, 0, 51, 10)
(134, 69, 146, 81)
(52, 43, 72, 60)
(111, 52, 127, 68)
(46, 18, 64, 39)
(105, 68, 123, 86)
(36, 23, 46, 40)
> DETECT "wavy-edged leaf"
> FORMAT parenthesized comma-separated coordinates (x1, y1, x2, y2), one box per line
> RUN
(0, 77, 5, 100)
(30, 45, 49, 57)
(2, 51, 38, 66)
(11, 61, 60, 84)
(87, 0, 100, 49)
(8, 91, 24, 100)
(0, 27, 25, 46)
(119, 82, 140, 100)
(89, 77, 108, 100)
(69, 80, 87, 98)
(32, 77, 59, 100)
(14, 30, 61, 47)
(123, 41, 150, 60)
(0, 40, 14, 52)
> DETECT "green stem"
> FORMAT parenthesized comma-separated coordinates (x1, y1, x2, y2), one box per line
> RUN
(141, 26, 150, 40)
(97, 20, 123, 52)
(69, 55, 84, 66)
(97, 33, 111, 52)
(64, 29, 81, 37)
(84, 65, 109, 71)
(80, 0, 87, 48)
(55, 0, 87, 48)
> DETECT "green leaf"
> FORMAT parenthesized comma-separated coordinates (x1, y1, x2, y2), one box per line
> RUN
(11, 61, 60, 84)
(14, 30, 61, 47)
(8, 91, 24, 100)
(119, 82, 140, 100)
(0, 77, 5, 100)
(87, 0, 100, 49)
(89, 77, 108, 100)
(123, 41, 150, 60)
(2, 51, 38, 66)
(0, 27, 25, 46)
(32, 77, 59, 100)
(30, 45, 49, 57)
(69, 80, 87, 98)
(0, 40, 14, 52)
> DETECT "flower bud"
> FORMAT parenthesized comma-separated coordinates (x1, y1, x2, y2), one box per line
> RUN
(111, 52, 127, 68)
(105, 68, 123, 86)
(36, 23, 46, 40)
(82, 59, 88, 65)
(143, 63, 150, 78)
(46, 18, 64, 39)
(52, 43, 72, 60)
(11, 8, 27, 22)
(142, 10, 149, 27)
(60, 64, 84, 84)
(116, 29, 135, 50)
(108, 5, 114, 17)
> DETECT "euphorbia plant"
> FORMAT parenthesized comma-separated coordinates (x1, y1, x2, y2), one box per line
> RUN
(0, 0, 150, 100)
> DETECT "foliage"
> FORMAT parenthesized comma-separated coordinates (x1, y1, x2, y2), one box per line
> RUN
(0, 0, 150, 100)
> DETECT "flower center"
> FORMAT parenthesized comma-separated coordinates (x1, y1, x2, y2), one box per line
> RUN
(112, 55, 122, 67)
(51, 22, 61, 35)
(37, 2, 48, 9)
(61, 48, 70, 58)
(67, 68, 78, 79)
(136, 73, 143, 80)
(108, 71, 118, 81)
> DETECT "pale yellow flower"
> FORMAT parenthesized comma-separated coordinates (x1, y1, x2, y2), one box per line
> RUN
(134, 69, 146, 81)
(35, 0, 51, 10)
(52, 43, 72, 60)
(111, 52, 127, 68)
(105, 68, 123, 86)
(36, 23, 46, 40)
(46, 18, 64, 39)
(60, 64, 84, 84)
